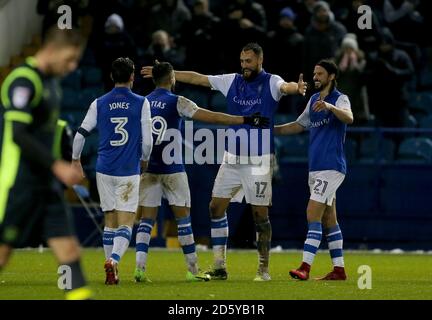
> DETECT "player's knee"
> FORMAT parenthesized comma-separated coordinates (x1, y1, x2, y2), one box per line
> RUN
(209, 200, 224, 218)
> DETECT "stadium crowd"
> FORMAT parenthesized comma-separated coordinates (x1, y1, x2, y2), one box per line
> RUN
(37, 0, 432, 129)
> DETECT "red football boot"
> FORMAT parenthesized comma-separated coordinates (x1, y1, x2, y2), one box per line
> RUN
(289, 262, 310, 280)
(104, 260, 119, 285)
(315, 267, 347, 280)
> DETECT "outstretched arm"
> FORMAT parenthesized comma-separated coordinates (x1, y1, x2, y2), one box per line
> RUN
(192, 108, 243, 125)
(274, 122, 305, 135)
(192, 108, 269, 128)
(280, 73, 307, 96)
(141, 64, 211, 87)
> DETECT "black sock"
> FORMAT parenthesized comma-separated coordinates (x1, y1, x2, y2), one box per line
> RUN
(65, 259, 87, 290)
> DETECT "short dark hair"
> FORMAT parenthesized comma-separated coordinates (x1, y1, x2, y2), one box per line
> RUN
(152, 62, 174, 86)
(111, 57, 135, 83)
(242, 43, 263, 57)
(43, 26, 85, 48)
(316, 59, 338, 78)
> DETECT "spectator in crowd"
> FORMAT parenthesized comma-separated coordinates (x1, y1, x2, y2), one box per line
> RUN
(267, 7, 304, 81)
(37, 0, 90, 37)
(142, 30, 185, 69)
(95, 13, 137, 90)
(335, 33, 370, 125)
(303, 1, 347, 82)
(221, 0, 268, 72)
(181, 0, 223, 74)
(149, 0, 191, 43)
(366, 28, 414, 128)
(292, 0, 319, 34)
(383, 0, 425, 45)
(338, 0, 383, 55)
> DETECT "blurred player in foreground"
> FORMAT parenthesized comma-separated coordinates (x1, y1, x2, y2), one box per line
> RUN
(0, 27, 92, 299)
(72, 57, 153, 285)
(275, 59, 353, 280)
(134, 61, 269, 282)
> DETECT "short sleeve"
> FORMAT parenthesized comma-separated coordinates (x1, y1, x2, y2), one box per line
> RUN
(335, 94, 351, 110)
(177, 96, 199, 118)
(296, 99, 312, 128)
(270, 74, 285, 102)
(208, 73, 236, 97)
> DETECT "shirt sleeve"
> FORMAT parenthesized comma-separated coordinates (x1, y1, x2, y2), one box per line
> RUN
(296, 99, 311, 128)
(270, 74, 286, 102)
(176, 95, 199, 118)
(208, 73, 236, 97)
(141, 98, 153, 161)
(4, 77, 55, 169)
(72, 100, 97, 160)
(79, 100, 98, 134)
(335, 94, 352, 111)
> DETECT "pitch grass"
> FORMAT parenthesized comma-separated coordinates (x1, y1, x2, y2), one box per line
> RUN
(0, 248, 431, 300)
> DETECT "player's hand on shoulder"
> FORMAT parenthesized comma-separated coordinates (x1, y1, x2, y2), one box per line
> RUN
(52, 160, 84, 186)
(243, 112, 270, 128)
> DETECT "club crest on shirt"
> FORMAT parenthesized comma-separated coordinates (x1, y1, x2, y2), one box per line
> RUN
(12, 87, 31, 109)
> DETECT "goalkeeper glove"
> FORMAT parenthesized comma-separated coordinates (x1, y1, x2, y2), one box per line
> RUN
(243, 112, 270, 128)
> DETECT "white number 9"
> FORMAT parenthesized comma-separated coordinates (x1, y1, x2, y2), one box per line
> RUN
(152, 116, 167, 145)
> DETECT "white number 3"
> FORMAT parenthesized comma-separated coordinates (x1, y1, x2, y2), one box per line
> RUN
(110, 117, 129, 146)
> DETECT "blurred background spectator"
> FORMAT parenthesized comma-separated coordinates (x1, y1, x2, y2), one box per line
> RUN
(366, 27, 414, 128)
(335, 33, 370, 125)
(95, 13, 136, 91)
(303, 1, 347, 82)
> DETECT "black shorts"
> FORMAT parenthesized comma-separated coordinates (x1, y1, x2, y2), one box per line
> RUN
(0, 182, 75, 248)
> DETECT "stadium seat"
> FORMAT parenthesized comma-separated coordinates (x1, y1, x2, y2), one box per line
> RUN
(61, 69, 82, 90)
(408, 92, 432, 114)
(419, 115, 432, 128)
(397, 137, 432, 163)
(61, 110, 87, 127)
(179, 87, 210, 108)
(79, 47, 97, 67)
(404, 113, 418, 128)
(82, 66, 103, 86)
(274, 113, 296, 125)
(358, 137, 395, 163)
(344, 138, 357, 164)
(276, 135, 308, 162)
(61, 87, 80, 109)
(79, 87, 104, 108)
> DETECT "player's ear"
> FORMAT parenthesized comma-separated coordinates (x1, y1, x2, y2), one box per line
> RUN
(258, 54, 264, 65)
(110, 72, 113, 82)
